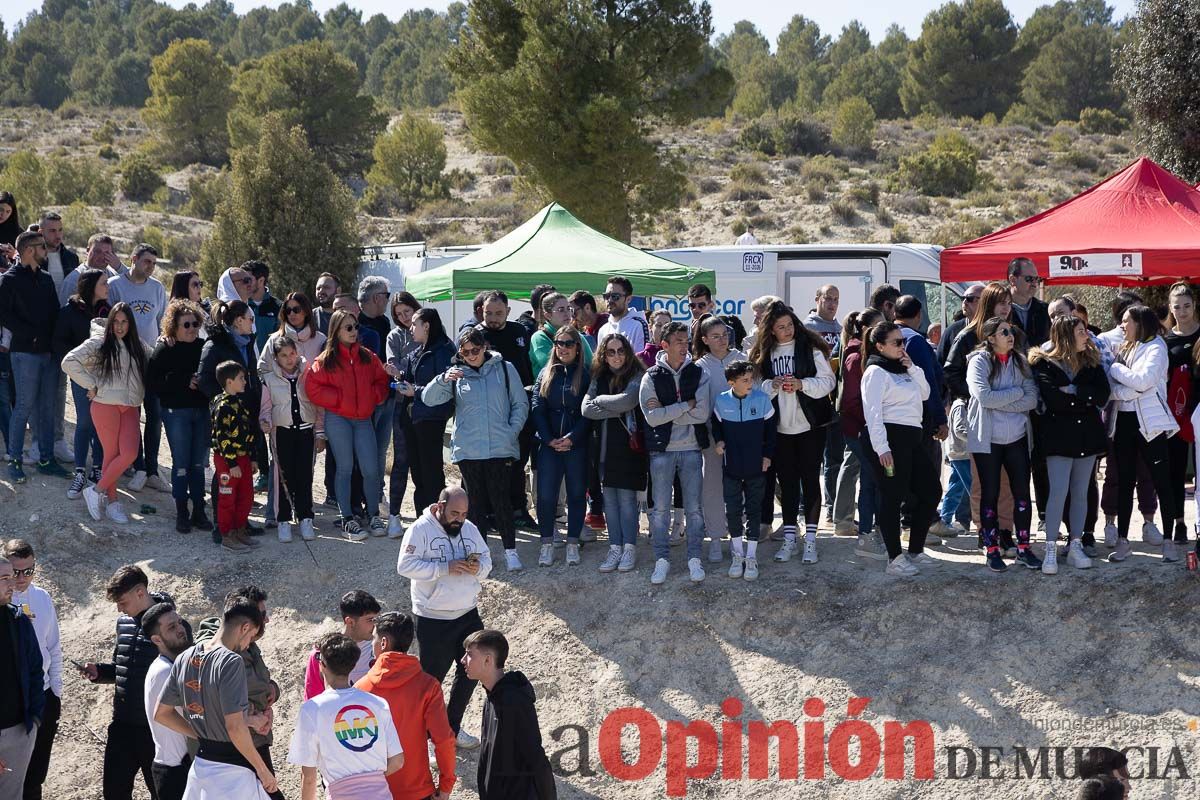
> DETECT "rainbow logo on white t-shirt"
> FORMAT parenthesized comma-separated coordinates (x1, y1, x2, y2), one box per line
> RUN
(333, 704, 379, 752)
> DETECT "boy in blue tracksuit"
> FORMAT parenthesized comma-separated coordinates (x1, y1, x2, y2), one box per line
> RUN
(710, 360, 776, 581)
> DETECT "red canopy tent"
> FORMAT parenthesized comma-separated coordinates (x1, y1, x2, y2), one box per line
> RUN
(941, 157, 1200, 286)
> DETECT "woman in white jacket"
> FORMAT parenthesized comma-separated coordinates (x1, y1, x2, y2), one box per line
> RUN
(1108, 304, 1177, 563)
(61, 303, 150, 525)
(859, 321, 939, 577)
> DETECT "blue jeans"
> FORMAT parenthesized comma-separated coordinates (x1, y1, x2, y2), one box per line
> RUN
(0, 351, 13, 456)
(8, 352, 55, 461)
(823, 424, 845, 508)
(941, 458, 972, 526)
(844, 433, 879, 536)
(536, 443, 587, 542)
(372, 396, 395, 508)
(133, 390, 162, 477)
(602, 486, 639, 547)
(326, 412, 380, 519)
(649, 449, 704, 560)
(69, 379, 103, 471)
(162, 406, 209, 504)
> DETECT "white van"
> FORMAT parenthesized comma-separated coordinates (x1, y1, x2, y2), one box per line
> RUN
(650, 243, 967, 334)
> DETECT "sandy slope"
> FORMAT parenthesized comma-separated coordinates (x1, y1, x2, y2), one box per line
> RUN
(4, 438, 1198, 799)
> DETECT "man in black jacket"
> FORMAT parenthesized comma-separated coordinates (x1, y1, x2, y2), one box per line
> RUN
(0, 556, 45, 798)
(0, 230, 69, 483)
(1007, 257, 1051, 347)
(81, 565, 178, 800)
(463, 630, 556, 800)
(477, 290, 538, 528)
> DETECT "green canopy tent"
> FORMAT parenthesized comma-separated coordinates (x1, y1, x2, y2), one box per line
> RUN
(404, 202, 717, 303)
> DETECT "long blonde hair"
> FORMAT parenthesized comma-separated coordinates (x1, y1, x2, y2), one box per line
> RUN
(538, 325, 585, 398)
(1029, 316, 1099, 373)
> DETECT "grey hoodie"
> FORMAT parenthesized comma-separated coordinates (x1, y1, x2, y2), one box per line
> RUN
(804, 312, 842, 359)
(638, 351, 710, 451)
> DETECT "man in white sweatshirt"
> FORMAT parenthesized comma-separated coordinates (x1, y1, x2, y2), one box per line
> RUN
(396, 485, 492, 751)
(597, 276, 648, 354)
(5, 538, 61, 800)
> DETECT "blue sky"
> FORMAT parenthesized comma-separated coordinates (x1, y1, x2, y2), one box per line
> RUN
(4, 0, 1138, 42)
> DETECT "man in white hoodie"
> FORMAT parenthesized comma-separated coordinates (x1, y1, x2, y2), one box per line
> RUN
(396, 485, 492, 751)
(597, 276, 648, 354)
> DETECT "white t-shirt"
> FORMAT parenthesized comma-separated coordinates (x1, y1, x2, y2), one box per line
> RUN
(144, 655, 189, 767)
(46, 250, 65, 292)
(287, 686, 402, 784)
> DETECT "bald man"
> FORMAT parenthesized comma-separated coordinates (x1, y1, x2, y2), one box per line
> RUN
(396, 486, 491, 750)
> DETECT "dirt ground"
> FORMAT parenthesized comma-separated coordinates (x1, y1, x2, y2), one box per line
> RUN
(4, 408, 1199, 800)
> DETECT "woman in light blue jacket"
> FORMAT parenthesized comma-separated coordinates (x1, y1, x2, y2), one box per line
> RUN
(422, 327, 528, 565)
(966, 316, 1039, 574)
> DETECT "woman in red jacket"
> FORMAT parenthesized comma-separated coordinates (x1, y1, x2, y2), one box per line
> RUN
(305, 309, 392, 540)
(837, 307, 887, 561)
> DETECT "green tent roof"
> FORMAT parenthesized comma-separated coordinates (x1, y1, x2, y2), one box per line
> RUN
(405, 202, 716, 301)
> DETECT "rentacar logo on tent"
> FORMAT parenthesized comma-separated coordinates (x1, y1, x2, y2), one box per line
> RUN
(1050, 252, 1142, 278)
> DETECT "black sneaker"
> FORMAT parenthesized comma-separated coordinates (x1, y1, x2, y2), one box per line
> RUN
(175, 514, 192, 534)
(1015, 548, 1042, 570)
(342, 517, 368, 541)
(8, 459, 26, 484)
(512, 509, 538, 530)
(191, 506, 213, 531)
(986, 552, 1008, 572)
(37, 459, 70, 478)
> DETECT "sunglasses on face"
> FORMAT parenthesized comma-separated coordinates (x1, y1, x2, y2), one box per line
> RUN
(12, 567, 35, 577)
(285, 306, 304, 315)
(180, 320, 199, 330)
(238, 276, 253, 285)
(996, 328, 1013, 337)
(602, 292, 626, 301)
(604, 348, 625, 358)
(553, 339, 578, 348)
(343, 323, 358, 333)
(460, 345, 483, 357)
(1020, 275, 1041, 285)
(885, 338, 905, 347)
(965, 295, 981, 303)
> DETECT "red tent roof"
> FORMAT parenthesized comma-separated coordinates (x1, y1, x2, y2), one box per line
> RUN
(941, 157, 1200, 286)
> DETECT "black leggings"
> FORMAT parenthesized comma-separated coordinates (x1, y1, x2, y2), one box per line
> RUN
(973, 437, 1032, 552)
(274, 426, 314, 522)
(1114, 411, 1175, 539)
(410, 419, 449, 513)
(868, 424, 940, 559)
(1167, 433, 1191, 536)
(775, 428, 825, 527)
(460, 457, 516, 548)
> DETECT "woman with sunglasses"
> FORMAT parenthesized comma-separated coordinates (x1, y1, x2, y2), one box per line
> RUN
(530, 325, 591, 567)
(693, 315, 745, 563)
(1109, 304, 1178, 563)
(306, 309, 392, 541)
(53, 268, 110, 498)
(1029, 316, 1110, 574)
(530, 291, 594, 379)
(148, 300, 211, 533)
(583, 333, 648, 574)
(384, 291, 422, 536)
(395, 308, 454, 515)
(966, 316, 1040, 572)
(169, 270, 211, 339)
(422, 328, 529, 568)
(859, 320, 939, 576)
(259, 292, 326, 373)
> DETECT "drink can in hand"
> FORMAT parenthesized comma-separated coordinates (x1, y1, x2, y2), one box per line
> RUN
(1187, 551, 1197, 572)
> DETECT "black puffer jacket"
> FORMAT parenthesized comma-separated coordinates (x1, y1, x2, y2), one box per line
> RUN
(52, 298, 109, 359)
(95, 591, 187, 727)
(198, 324, 261, 415)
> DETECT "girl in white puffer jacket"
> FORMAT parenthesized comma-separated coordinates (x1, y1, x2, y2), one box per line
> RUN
(1107, 304, 1178, 563)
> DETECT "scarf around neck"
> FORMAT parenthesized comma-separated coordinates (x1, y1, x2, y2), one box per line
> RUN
(865, 353, 908, 375)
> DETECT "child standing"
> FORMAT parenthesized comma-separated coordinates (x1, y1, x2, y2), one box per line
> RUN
(211, 360, 258, 553)
(259, 337, 323, 544)
(710, 360, 776, 581)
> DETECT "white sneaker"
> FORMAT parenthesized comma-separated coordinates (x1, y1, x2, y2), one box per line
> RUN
(83, 485, 104, 521)
(1142, 521, 1164, 546)
(54, 439, 74, 463)
(728, 555, 744, 578)
(908, 551, 937, 566)
(801, 539, 818, 564)
(456, 729, 480, 750)
(688, 557, 705, 582)
(1104, 520, 1118, 548)
(67, 469, 86, 499)
(106, 501, 130, 524)
(885, 554, 919, 576)
(708, 539, 722, 563)
(566, 543, 581, 566)
(1067, 540, 1092, 569)
(599, 546, 621, 573)
(1041, 543, 1058, 575)
(923, 530, 944, 546)
(930, 519, 965, 538)
(1109, 538, 1132, 562)
(774, 540, 796, 562)
(1162, 539, 1179, 563)
(618, 544, 636, 572)
(299, 519, 315, 541)
(147, 474, 171, 493)
(743, 557, 759, 581)
(651, 558, 670, 584)
(387, 515, 405, 539)
(127, 470, 147, 492)
(854, 533, 888, 561)
(505, 549, 523, 571)
(538, 543, 554, 566)
(278, 522, 293, 543)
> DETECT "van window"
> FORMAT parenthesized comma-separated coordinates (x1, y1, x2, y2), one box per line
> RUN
(898, 280, 964, 334)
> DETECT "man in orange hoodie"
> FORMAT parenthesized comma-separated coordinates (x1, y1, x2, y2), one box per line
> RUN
(355, 611, 456, 800)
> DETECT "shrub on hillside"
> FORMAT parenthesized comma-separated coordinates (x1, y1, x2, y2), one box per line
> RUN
(60, 202, 99, 249)
(366, 115, 448, 213)
(773, 114, 830, 157)
(182, 171, 230, 220)
(722, 182, 771, 201)
(1078, 107, 1125, 135)
(729, 161, 769, 185)
(896, 131, 980, 197)
(738, 117, 776, 156)
(119, 154, 165, 202)
(45, 153, 115, 206)
(831, 97, 875, 155)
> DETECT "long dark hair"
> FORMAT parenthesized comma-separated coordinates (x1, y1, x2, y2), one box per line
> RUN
(71, 268, 106, 312)
(278, 291, 316, 335)
(318, 309, 368, 370)
(747, 301, 831, 370)
(691, 316, 731, 360)
(0, 191, 20, 247)
(412, 307, 447, 346)
(170, 270, 199, 302)
(976, 316, 1030, 380)
(98, 303, 147, 383)
(216, 299, 250, 328)
(862, 320, 900, 362)
(842, 308, 883, 361)
(1120, 304, 1163, 359)
(591, 332, 645, 393)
